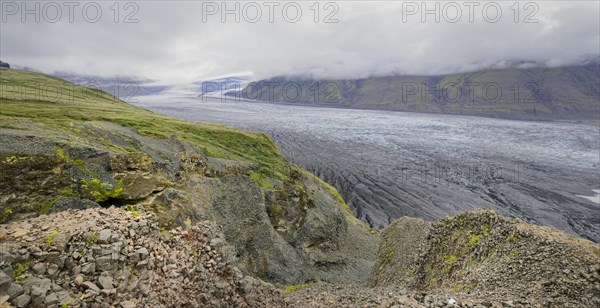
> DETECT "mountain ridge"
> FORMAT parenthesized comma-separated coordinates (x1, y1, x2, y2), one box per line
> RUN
(230, 63, 600, 121)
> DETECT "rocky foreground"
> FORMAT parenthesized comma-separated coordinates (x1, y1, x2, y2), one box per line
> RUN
(0, 207, 284, 307)
(1, 208, 599, 308)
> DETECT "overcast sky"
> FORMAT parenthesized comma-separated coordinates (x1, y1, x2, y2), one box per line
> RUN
(1, 1, 599, 85)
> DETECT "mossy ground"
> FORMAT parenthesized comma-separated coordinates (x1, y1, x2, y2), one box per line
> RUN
(280, 281, 319, 294)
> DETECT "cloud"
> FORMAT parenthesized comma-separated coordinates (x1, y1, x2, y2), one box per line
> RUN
(1, 1, 599, 85)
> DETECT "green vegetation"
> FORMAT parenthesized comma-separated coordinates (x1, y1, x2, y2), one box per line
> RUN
(55, 147, 85, 168)
(80, 178, 124, 202)
(385, 248, 395, 263)
(124, 204, 141, 217)
(468, 232, 482, 247)
(0, 68, 290, 186)
(443, 254, 457, 270)
(250, 170, 276, 189)
(85, 231, 98, 246)
(45, 231, 61, 246)
(453, 282, 477, 291)
(12, 261, 31, 279)
(281, 281, 319, 294)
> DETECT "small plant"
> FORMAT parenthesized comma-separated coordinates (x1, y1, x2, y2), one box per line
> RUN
(124, 204, 141, 217)
(385, 248, 395, 263)
(85, 231, 98, 246)
(12, 261, 31, 279)
(45, 231, 61, 246)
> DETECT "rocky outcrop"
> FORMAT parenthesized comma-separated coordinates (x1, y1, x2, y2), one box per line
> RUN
(370, 210, 600, 306)
(0, 120, 377, 285)
(0, 61, 9, 69)
(0, 207, 284, 307)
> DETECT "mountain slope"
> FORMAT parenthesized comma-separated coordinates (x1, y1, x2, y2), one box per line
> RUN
(232, 64, 600, 120)
(0, 67, 377, 284)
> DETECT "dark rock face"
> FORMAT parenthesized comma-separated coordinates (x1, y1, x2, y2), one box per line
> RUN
(49, 197, 101, 213)
(0, 61, 9, 68)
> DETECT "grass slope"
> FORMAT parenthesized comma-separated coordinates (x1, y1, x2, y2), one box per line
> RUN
(0, 68, 289, 183)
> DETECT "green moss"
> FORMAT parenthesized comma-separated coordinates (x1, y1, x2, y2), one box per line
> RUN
(453, 282, 477, 291)
(250, 171, 275, 189)
(281, 281, 319, 294)
(38, 199, 53, 216)
(443, 254, 457, 269)
(481, 224, 491, 237)
(12, 261, 31, 279)
(54, 147, 85, 169)
(45, 231, 61, 246)
(80, 178, 124, 202)
(508, 234, 519, 243)
(467, 232, 482, 247)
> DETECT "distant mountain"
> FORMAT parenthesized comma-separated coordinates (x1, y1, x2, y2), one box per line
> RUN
(0, 61, 9, 68)
(52, 71, 169, 100)
(230, 64, 600, 120)
(196, 76, 250, 98)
